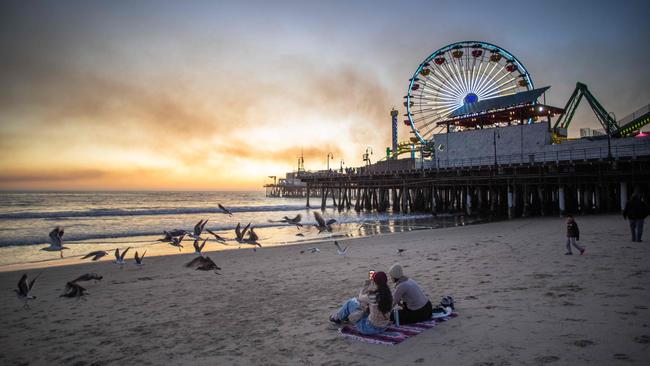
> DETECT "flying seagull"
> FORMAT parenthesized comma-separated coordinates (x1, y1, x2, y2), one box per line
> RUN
(334, 241, 348, 256)
(269, 214, 303, 228)
(218, 204, 233, 216)
(205, 229, 227, 244)
(81, 250, 109, 261)
(41, 227, 68, 258)
(313, 212, 336, 233)
(169, 234, 185, 251)
(114, 247, 131, 265)
(193, 238, 208, 256)
(15, 273, 40, 308)
(185, 256, 221, 273)
(61, 282, 88, 298)
(158, 229, 187, 242)
(235, 222, 251, 243)
(300, 247, 320, 254)
(135, 250, 147, 266)
(70, 273, 103, 283)
(190, 219, 208, 240)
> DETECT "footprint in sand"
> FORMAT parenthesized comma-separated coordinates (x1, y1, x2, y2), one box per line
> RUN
(535, 355, 559, 364)
(613, 353, 629, 360)
(573, 339, 595, 347)
(634, 335, 650, 344)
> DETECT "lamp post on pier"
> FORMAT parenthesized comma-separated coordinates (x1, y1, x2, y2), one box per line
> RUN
(607, 112, 615, 161)
(363, 147, 373, 166)
(326, 152, 333, 171)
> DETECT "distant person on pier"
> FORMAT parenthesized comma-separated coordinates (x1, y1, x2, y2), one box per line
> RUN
(388, 263, 433, 324)
(623, 193, 649, 242)
(565, 215, 585, 255)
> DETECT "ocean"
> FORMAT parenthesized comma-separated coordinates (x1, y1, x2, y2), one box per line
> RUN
(0, 191, 473, 267)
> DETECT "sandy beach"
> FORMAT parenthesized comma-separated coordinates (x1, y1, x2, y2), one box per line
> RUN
(1, 214, 649, 365)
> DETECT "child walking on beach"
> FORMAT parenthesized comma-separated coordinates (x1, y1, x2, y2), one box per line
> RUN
(565, 215, 585, 255)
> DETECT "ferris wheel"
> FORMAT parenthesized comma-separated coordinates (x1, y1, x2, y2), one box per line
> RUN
(405, 41, 534, 143)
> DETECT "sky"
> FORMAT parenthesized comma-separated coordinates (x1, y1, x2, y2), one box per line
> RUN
(1, 0, 648, 190)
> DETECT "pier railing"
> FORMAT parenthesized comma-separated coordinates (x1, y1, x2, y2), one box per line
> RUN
(297, 141, 650, 177)
(437, 142, 650, 169)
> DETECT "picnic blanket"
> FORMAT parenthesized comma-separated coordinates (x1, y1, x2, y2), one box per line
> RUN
(339, 312, 458, 345)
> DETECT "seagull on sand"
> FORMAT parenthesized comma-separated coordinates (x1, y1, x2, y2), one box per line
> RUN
(61, 282, 88, 298)
(296, 233, 305, 237)
(334, 241, 348, 256)
(245, 227, 262, 251)
(397, 249, 406, 255)
(313, 212, 336, 233)
(41, 227, 68, 258)
(300, 247, 320, 254)
(190, 219, 208, 240)
(205, 229, 227, 244)
(15, 273, 40, 308)
(114, 247, 130, 265)
(193, 238, 208, 256)
(169, 234, 185, 251)
(185, 256, 221, 273)
(70, 273, 103, 283)
(135, 250, 146, 266)
(81, 250, 109, 261)
(218, 203, 233, 216)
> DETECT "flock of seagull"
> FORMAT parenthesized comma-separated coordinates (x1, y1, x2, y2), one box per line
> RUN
(15, 205, 346, 308)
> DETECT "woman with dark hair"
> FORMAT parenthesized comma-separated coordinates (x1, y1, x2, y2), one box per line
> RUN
(329, 271, 393, 335)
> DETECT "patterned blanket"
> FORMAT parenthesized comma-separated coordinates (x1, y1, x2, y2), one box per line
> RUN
(339, 312, 458, 345)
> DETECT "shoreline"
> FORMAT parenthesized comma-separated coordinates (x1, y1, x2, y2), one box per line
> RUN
(1, 214, 648, 365)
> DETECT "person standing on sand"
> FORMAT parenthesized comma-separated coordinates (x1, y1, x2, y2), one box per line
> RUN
(329, 271, 393, 335)
(623, 193, 648, 242)
(565, 215, 585, 255)
(388, 263, 433, 324)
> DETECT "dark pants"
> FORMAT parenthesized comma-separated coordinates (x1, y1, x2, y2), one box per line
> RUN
(391, 300, 433, 325)
(629, 219, 645, 242)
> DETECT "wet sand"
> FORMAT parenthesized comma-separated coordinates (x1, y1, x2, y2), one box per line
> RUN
(0, 214, 648, 365)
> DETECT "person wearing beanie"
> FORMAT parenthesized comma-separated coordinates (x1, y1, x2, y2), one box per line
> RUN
(389, 263, 433, 324)
(329, 270, 393, 334)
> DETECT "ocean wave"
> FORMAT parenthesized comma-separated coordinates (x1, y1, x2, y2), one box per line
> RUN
(0, 212, 438, 247)
(0, 204, 307, 220)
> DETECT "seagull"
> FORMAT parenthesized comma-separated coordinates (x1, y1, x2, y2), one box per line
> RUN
(190, 219, 208, 240)
(41, 227, 68, 258)
(296, 233, 305, 237)
(185, 256, 221, 273)
(245, 227, 262, 251)
(135, 250, 146, 266)
(235, 222, 251, 243)
(300, 247, 320, 254)
(397, 249, 406, 255)
(71, 273, 103, 283)
(15, 273, 39, 308)
(313, 212, 336, 233)
(81, 250, 109, 261)
(61, 282, 88, 298)
(169, 234, 185, 251)
(205, 229, 227, 244)
(114, 247, 130, 265)
(334, 241, 348, 256)
(193, 238, 208, 256)
(269, 214, 303, 228)
(218, 204, 233, 216)
(158, 229, 187, 242)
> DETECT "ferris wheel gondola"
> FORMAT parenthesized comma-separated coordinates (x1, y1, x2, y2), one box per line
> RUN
(405, 41, 534, 144)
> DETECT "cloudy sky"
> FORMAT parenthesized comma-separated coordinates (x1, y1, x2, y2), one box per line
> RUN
(1, 0, 648, 190)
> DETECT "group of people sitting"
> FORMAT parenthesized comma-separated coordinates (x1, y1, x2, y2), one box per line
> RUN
(329, 263, 449, 334)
